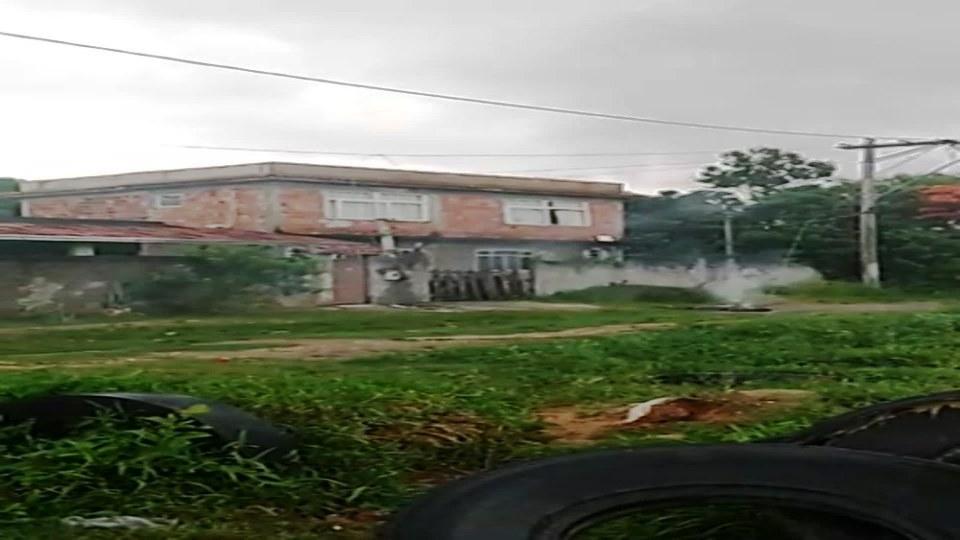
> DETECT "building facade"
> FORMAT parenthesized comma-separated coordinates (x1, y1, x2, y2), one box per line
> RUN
(11, 163, 627, 273)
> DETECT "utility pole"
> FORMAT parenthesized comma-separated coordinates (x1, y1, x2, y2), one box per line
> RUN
(836, 138, 958, 289)
(859, 138, 879, 287)
(722, 212, 736, 275)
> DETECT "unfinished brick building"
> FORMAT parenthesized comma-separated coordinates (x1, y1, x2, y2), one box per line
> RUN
(10, 162, 627, 272)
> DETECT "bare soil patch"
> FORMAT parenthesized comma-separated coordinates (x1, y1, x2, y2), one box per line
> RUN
(538, 389, 816, 444)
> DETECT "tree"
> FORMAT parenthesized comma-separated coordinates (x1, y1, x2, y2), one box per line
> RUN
(0, 178, 19, 217)
(698, 148, 836, 198)
(624, 191, 729, 264)
(624, 175, 960, 288)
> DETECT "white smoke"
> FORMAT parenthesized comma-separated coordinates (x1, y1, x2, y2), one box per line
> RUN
(702, 263, 820, 306)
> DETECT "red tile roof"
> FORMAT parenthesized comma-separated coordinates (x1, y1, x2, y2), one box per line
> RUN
(0, 219, 379, 255)
(919, 185, 960, 219)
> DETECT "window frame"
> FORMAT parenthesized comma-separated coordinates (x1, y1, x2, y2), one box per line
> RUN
(325, 190, 430, 222)
(502, 198, 590, 227)
(475, 249, 535, 271)
(155, 192, 185, 208)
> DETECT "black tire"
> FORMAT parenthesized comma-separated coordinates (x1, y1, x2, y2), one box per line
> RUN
(384, 445, 960, 540)
(0, 392, 296, 458)
(781, 391, 960, 461)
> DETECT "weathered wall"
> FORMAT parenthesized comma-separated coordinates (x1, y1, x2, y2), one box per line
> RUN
(402, 239, 597, 271)
(25, 183, 625, 241)
(534, 260, 820, 299)
(0, 255, 339, 315)
(367, 250, 431, 305)
(0, 257, 167, 314)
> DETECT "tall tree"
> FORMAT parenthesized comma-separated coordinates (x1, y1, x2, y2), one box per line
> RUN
(698, 147, 836, 198)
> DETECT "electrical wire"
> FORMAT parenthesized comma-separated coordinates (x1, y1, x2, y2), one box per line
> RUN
(0, 30, 877, 139)
(875, 145, 942, 175)
(175, 144, 743, 158)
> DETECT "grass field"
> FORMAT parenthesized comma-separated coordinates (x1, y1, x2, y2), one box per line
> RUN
(2, 300, 959, 538)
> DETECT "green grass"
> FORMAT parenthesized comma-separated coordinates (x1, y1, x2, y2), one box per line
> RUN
(3, 308, 960, 538)
(767, 280, 952, 303)
(545, 284, 713, 305)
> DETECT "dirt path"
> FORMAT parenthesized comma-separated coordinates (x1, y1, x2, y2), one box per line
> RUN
(0, 322, 676, 370)
(162, 323, 677, 361)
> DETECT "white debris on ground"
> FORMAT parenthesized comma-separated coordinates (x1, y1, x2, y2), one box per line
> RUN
(622, 397, 681, 424)
(61, 516, 178, 529)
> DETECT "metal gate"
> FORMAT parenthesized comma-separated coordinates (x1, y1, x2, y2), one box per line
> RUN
(332, 255, 368, 304)
(429, 270, 534, 301)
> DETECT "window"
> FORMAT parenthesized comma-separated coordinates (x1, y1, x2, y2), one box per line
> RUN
(476, 249, 534, 271)
(583, 247, 610, 261)
(503, 199, 589, 226)
(326, 191, 429, 222)
(156, 193, 184, 208)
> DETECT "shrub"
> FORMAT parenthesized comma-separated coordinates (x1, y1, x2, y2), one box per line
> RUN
(126, 246, 315, 314)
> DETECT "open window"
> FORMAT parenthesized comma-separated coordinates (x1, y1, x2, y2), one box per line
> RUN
(503, 199, 589, 226)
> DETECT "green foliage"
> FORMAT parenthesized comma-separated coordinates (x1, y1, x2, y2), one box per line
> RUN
(546, 284, 712, 305)
(4, 310, 960, 537)
(0, 414, 285, 524)
(126, 246, 315, 314)
(698, 147, 835, 197)
(625, 172, 960, 288)
(0, 178, 20, 217)
(625, 191, 728, 264)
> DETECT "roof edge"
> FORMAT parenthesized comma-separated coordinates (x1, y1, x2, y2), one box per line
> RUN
(15, 162, 626, 198)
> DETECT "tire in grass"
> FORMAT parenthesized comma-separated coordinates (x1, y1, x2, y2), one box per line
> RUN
(0, 392, 296, 458)
(383, 444, 960, 540)
(780, 390, 960, 462)
(766, 391, 960, 539)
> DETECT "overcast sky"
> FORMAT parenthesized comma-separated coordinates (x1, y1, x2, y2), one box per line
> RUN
(3, 0, 960, 193)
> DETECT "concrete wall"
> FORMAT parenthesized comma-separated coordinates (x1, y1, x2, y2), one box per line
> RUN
(534, 260, 820, 300)
(402, 238, 602, 271)
(365, 239, 618, 303)
(25, 182, 624, 242)
(368, 250, 431, 305)
(0, 255, 338, 315)
(0, 257, 167, 314)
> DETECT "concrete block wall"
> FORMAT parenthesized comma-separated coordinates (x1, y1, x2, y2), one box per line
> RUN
(0, 255, 339, 315)
(534, 260, 820, 298)
(0, 257, 166, 314)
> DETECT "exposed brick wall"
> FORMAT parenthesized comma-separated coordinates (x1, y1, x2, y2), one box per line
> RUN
(25, 184, 624, 240)
(277, 187, 324, 234)
(26, 194, 149, 220)
(149, 188, 238, 228)
(438, 194, 622, 241)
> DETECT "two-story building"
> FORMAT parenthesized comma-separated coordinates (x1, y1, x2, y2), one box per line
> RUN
(7, 162, 628, 302)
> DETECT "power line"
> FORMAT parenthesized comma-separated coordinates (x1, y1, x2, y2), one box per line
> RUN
(875, 145, 941, 175)
(176, 144, 738, 158)
(0, 30, 875, 139)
